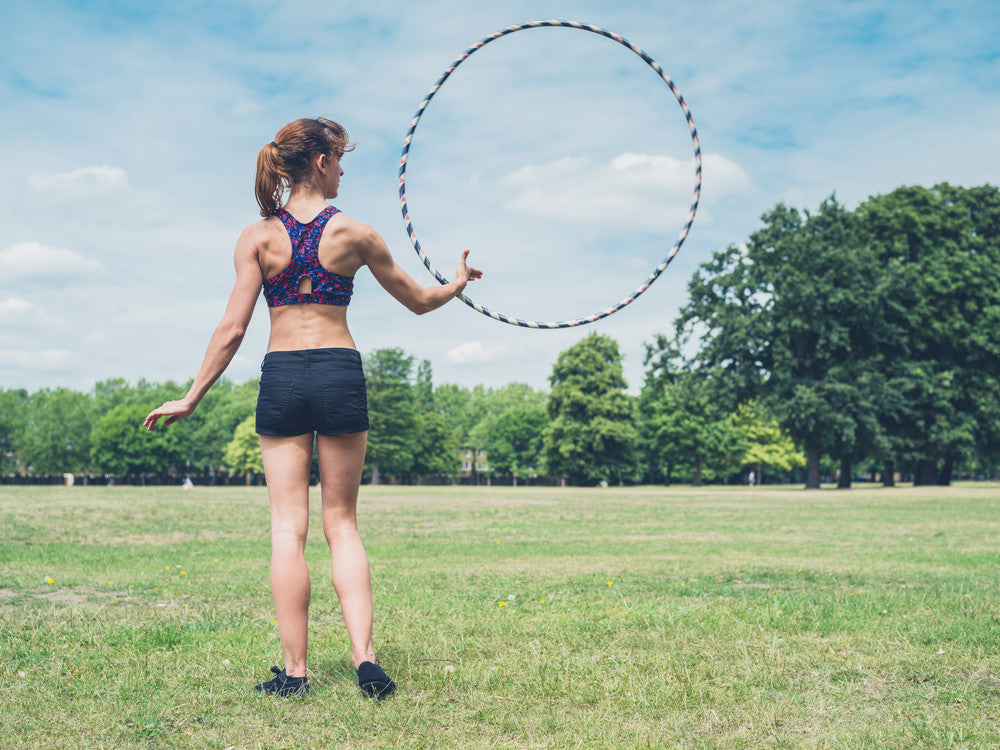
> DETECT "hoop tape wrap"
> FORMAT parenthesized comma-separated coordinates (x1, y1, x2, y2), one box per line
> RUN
(399, 20, 702, 329)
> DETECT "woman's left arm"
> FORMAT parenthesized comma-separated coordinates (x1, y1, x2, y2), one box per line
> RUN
(143, 228, 264, 430)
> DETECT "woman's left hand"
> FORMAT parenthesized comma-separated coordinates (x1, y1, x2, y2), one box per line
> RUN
(143, 399, 195, 431)
(455, 249, 483, 290)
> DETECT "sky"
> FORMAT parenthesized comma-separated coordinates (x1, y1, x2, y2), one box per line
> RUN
(2, 0, 998, 396)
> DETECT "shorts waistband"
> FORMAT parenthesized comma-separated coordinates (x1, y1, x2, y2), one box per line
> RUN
(261, 347, 362, 367)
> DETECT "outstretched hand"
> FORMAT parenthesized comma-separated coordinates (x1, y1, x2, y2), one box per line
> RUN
(143, 399, 195, 431)
(455, 249, 483, 288)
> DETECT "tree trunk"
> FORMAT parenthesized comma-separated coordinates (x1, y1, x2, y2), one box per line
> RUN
(914, 458, 936, 486)
(371, 458, 381, 485)
(883, 460, 895, 487)
(695, 457, 703, 487)
(664, 464, 672, 487)
(837, 456, 852, 489)
(805, 442, 821, 489)
(937, 457, 953, 486)
(512, 472, 518, 487)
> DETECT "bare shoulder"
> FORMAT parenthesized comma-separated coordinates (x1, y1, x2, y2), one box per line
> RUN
(331, 212, 377, 241)
(236, 216, 284, 257)
(329, 213, 387, 257)
(242, 215, 284, 243)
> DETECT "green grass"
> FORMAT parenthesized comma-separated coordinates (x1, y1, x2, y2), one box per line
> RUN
(1, 483, 998, 748)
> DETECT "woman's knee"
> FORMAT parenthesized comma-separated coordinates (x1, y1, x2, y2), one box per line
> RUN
(323, 518, 359, 546)
(271, 516, 309, 548)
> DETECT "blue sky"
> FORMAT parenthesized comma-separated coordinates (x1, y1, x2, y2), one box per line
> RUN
(2, 0, 998, 394)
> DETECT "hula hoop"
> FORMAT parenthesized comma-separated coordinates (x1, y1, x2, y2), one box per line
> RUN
(399, 20, 702, 329)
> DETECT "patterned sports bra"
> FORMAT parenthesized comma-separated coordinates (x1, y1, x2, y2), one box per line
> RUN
(263, 206, 354, 307)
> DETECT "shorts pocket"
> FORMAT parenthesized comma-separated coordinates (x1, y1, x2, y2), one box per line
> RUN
(318, 379, 369, 434)
(255, 371, 295, 434)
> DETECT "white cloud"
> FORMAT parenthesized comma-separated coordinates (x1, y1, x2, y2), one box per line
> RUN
(27, 165, 130, 194)
(446, 341, 507, 364)
(0, 298, 33, 320)
(0, 349, 73, 370)
(500, 152, 751, 229)
(0, 242, 105, 282)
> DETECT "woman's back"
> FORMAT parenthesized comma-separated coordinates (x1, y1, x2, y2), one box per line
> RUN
(255, 203, 365, 353)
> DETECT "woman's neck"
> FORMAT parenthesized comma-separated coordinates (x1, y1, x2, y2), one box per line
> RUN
(284, 183, 328, 215)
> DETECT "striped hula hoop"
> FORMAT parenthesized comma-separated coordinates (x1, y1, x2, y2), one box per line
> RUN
(399, 20, 702, 329)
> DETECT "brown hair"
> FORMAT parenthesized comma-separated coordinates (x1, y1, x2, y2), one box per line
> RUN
(255, 117, 355, 217)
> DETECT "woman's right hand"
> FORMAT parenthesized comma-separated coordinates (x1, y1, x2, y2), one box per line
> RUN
(143, 399, 196, 431)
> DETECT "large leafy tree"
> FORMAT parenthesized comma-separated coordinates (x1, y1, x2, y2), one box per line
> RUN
(856, 184, 1000, 484)
(364, 348, 417, 482)
(543, 334, 637, 485)
(678, 197, 887, 488)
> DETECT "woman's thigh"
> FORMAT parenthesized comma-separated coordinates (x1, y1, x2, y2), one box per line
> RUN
(260, 433, 315, 534)
(316, 431, 367, 525)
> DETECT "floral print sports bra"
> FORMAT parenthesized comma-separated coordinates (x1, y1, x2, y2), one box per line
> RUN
(263, 206, 354, 307)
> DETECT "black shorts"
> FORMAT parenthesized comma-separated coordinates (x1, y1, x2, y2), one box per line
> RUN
(255, 348, 369, 436)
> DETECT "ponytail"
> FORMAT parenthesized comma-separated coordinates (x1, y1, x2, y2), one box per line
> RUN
(254, 117, 355, 217)
(255, 142, 287, 217)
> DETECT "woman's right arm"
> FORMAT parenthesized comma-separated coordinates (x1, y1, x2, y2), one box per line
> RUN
(356, 223, 481, 314)
(143, 227, 264, 430)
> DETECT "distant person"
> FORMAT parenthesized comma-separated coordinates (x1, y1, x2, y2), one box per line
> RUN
(144, 117, 481, 698)
(748, 470, 755, 487)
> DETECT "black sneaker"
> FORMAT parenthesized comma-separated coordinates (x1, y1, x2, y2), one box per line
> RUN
(254, 666, 309, 697)
(356, 661, 396, 699)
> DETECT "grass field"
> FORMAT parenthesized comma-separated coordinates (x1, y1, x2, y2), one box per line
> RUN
(1, 483, 998, 749)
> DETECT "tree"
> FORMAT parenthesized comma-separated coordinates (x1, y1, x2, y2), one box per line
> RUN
(543, 334, 637, 485)
(410, 411, 459, 481)
(22, 388, 97, 474)
(187, 378, 259, 481)
(856, 184, 1000, 484)
(224, 414, 263, 483)
(638, 335, 744, 485)
(0, 388, 28, 473)
(414, 359, 435, 414)
(678, 198, 886, 488)
(732, 401, 803, 483)
(487, 406, 548, 484)
(364, 348, 417, 482)
(404, 359, 459, 482)
(90, 403, 184, 481)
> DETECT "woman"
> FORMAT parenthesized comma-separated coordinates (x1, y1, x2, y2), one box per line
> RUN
(143, 117, 481, 698)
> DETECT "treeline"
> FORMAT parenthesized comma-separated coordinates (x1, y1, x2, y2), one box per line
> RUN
(2, 183, 997, 488)
(0, 341, 802, 487)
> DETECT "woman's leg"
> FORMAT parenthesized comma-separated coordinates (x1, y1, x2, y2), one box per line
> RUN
(315, 431, 375, 668)
(259, 433, 315, 678)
